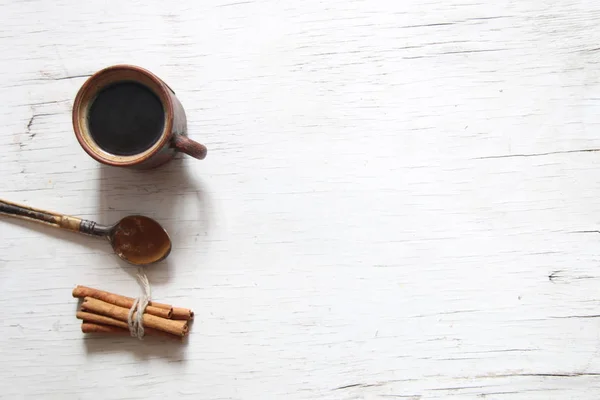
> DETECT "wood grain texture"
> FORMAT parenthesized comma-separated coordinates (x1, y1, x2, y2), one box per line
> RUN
(1, 0, 600, 398)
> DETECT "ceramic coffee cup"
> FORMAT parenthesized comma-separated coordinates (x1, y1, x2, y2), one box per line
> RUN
(72, 65, 207, 169)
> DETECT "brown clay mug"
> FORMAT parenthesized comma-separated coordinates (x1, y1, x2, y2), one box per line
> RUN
(72, 65, 207, 169)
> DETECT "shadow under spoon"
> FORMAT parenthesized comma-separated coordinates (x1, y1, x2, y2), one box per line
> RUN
(0, 198, 171, 265)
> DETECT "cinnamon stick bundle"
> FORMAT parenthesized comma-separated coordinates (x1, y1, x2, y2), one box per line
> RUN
(81, 297, 188, 337)
(73, 285, 194, 340)
(73, 285, 193, 320)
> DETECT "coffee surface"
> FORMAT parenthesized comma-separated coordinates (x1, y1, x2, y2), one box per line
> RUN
(88, 82, 165, 156)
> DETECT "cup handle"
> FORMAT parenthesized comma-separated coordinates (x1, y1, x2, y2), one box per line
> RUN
(172, 135, 207, 160)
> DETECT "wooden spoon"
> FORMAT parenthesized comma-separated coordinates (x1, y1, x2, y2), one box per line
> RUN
(0, 198, 171, 265)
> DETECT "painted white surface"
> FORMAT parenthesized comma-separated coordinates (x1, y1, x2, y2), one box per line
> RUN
(1, 0, 600, 398)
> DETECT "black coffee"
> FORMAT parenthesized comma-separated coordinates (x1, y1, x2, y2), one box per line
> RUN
(88, 82, 165, 156)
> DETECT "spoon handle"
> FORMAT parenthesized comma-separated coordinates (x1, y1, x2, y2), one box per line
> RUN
(0, 198, 98, 235)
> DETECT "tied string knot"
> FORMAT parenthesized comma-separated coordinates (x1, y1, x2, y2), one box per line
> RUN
(127, 267, 151, 339)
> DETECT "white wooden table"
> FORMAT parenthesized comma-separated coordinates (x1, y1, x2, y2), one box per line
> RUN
(2, 0, 600, 398)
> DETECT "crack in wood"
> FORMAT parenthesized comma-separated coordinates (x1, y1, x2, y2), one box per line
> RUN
(474, 149, 600, 159)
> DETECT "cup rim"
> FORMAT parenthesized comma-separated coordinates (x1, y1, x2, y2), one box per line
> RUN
(72, 64, 174, 167)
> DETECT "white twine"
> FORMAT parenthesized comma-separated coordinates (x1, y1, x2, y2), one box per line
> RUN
(127, 267, 151, 339)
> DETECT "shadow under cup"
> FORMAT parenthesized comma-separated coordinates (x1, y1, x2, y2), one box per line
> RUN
(72, 65, 207, 170)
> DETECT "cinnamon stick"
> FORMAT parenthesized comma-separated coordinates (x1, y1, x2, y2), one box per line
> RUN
(172, 307, 194, 320)
(77, 311, 170, 336)
(81, 322, 177, 338)
(77, 311, 128, 329)
(82, 322, 128, 335)
(149, 302, 171, 310)
(78, 313, 179, 339)
(72, 286, 172, 319)
(81, 297, 188, 337)
(139, 301, 193, 320)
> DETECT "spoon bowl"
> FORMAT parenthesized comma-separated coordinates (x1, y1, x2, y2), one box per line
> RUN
(109, 215, 172, 265)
